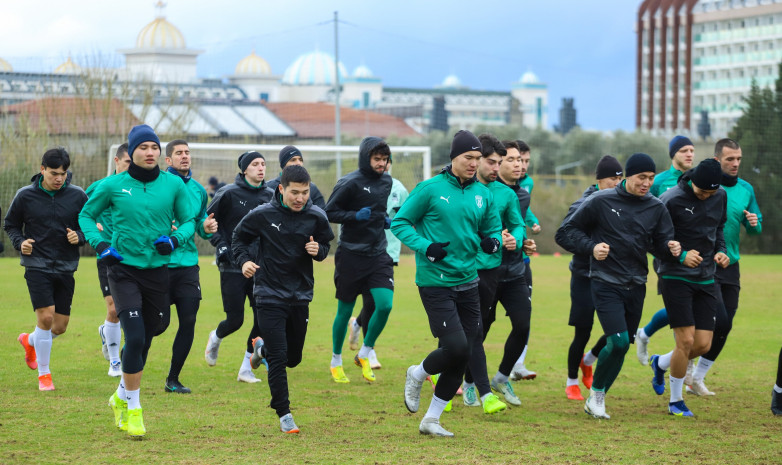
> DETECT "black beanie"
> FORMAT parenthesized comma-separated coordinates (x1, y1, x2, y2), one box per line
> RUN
(625, 153, 656, 177)
(238, 151, 265, 173)
(595, 155, 623, 180)
(669, 135, 693, 159)
(449, 130, 482, 159)
(278, 145, 303, 169)
(689, 158, 722, 190)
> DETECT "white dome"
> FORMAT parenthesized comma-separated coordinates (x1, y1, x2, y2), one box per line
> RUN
(441, 74, 462, 88)
(520, 71, 540, 84)
(282, 50, 347, 86)
(353, 65, 373, 78)
(136, 17, 186, 49)
(54, 56, 81, 74)
(235, 50, 272, 76)
(0, 56, 12, 72)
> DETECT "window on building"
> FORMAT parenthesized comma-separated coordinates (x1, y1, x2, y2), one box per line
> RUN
(260, 92, 269, 101)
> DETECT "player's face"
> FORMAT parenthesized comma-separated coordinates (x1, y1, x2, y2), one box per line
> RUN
(114, 153, 131, 174)
(717, 146, 742, 177)
(132, 142, 161, 170)
(280, 181, 310, 212)
(166, 144, 191, 174)
(596, 175, 622, 190)
(40, 165, 67, 191)
(284, 155, 304, 168)
(477, 152, 502, 184)
(370, 153, 389, 175)
(244, 158, 266, 185)
(519, 151, 531, 177)
(451, 150, 481, 181)
(692, 185, 718, 201)
(500, 148, 523, 183)
(625, 172, 655, 196)
(672, 145, 695, 172)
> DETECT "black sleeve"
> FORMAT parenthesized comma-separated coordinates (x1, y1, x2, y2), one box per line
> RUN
(231, 209, 262, 267)
(311, 183, 327, 210)
(651, 205, 677, 262)
(3, 188, 27, 250)
(560, 196, 598, 257)
(207, 187, 230, 250)
(325, 178, 357, 224)
(715, 193, 728, 255)
(555, 198, 584, 253)
(312, 213, 335, 261)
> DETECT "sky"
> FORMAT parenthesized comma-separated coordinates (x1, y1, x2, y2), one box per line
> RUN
(0, 0, 640, 132)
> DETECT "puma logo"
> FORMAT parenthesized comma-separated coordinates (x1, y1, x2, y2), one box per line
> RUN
(129, 311, 139, 317)
(271, 223, 281, 231)
(611, 208, 621, 217)
(122, 188, 132, 196)
(443, 321, 447, 327)
(239, 200, 247, 206)
(685, 207, 695, 214)
(363, 186, 371, 193)
(440, 196, 450, 204)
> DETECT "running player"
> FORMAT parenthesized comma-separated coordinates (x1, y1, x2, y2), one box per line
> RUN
(394, 129, 502, 437)
(326, 136, 393, 384)
(265, 145, 326, 209)
(6, 147, 88, 391)
(233, 164, 334, 434)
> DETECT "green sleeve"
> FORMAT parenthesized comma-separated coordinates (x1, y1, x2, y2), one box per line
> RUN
(171, 181, 196, 245)
(479, 191, 503, 245)
(504, 192, 526, 250)
(196, 187, 213, 240)
(390, 184, 432, 255)
(525, 208, 539, 228)
(78, 180, 111, 249)
(743, 184, 763, 235)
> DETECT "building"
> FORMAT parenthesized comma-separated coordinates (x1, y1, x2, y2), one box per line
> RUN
(637, 0, 782, 137)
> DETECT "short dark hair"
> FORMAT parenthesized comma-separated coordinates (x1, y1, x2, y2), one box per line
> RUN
(280, 164, 311, 188)
(714, 138, 740, 158)
(370, 142, 391, 157)
(516, 139, 531, 153)
(116, 143, 129, 159)
(166, 139, 189, 158)
(41, 147, 70, 170)
(478, 133, 506, 157)
(502, 140, 521, 152)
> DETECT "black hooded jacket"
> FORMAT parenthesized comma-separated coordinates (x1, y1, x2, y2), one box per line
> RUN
(555, 185, 599, 279)
(561, 181, 677, 287)
(232, 190, 334, 304)
(4, 173, 88, 273)
(206, 173, 273, 273)
(325, 137, 392, 256)
(657, 174, 727, 281)
(265, 176, 326, 210)
(496, 177, 531, 282)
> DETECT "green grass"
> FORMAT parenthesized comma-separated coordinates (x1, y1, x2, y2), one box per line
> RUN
(0, 255, 780, 464)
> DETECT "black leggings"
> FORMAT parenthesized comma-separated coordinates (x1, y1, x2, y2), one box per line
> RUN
(568, 328, 607, 379)
(777, 347, 782, 388)
(702, 283, 739, 362)
(216, 272, 261, 353)
(168, 298, 200, 380)
(120, 308, 156, 374)
(423, 330, 472, 401)
(493, 277, 532, 377)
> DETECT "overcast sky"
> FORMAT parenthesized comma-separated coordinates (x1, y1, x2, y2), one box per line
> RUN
(0, 0, 639, 132)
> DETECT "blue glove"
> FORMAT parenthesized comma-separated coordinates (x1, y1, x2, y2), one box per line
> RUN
(355, 207, 371, 221)
(384, 216, 392, 229)
(98, 246, 124, 265)
(154, 235, 177, 255)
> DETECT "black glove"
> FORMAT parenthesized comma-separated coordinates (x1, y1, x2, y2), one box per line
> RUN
(480, 236, 500, 254)
(426, 241, 450, 262)
(216, 245, 232, 264)
(154, 235, 178, 255)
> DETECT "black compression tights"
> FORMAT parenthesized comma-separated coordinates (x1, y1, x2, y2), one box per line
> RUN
(168, 298, 200, 380)
(422, 330, 472, 401)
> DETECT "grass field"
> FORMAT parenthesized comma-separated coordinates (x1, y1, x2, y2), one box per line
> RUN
(0, 255, 780, 464)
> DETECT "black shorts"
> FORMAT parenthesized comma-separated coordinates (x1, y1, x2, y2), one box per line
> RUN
(715, 263, 740, 312)
(568, 274, 595, 327)
(169, 265, 202, 303)
(661, 279, 719, 331)
(524, 260, 533, 295)
(108, 264, 170, 335)
(715, 261, 740, 287)
(591, 280, 646, 341)
(334, 248, 394, 302)
(97, 258, 112, 297)
(24, 269, 75, 315)
(418, 285, 480, 338)
(477, 268, 501, 321)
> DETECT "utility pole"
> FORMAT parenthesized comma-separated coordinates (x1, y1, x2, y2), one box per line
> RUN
(334, 10, 342, 178)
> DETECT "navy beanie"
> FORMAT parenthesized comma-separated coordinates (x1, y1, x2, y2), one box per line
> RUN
(625, 153, 656, 177)
(595, 155, 623, 180)
(127, 124, 160, 158)
(278, 145, 303, 169)
(449, 130, 482, 159)
(238, 151, 265, 173)
(669, 135, 693, 159)
(690, 158, 723, 190)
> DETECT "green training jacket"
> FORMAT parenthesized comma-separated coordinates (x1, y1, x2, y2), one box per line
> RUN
(476, 180, 525, 270)
(385, 177, 409, 263)
(650, 165, 682, 198)
(85, 176, 114, 249)
(519, 174, 539, 227)
(722, 177, 762, 264)
(391, 168, 502, 287)
(168, 172, 213, 268)
(79, 170, 196, 269)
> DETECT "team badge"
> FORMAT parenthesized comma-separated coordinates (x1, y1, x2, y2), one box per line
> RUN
(475, 195, 483, 208)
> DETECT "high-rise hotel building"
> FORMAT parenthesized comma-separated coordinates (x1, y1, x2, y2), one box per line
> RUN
(637, 0, 782, 137)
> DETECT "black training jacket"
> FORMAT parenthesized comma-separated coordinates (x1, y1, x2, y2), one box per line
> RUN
(265, 176, 326, 210)
(4, 174, 88, 273)
(561, 182, 677, 287)
(232, 191, 334, 304)
(325, 137, 392, 256)
(556, 185, 599, 279)
(206, 173, 273, 273)
(496, 177, 531, 282)
(657, 174, 727, 281)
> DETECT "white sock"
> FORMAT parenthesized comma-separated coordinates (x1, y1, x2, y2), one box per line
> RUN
(517, 345, 528, 365)
(240, 351, 252, 372)
(774, 385, 782, 394)
(369, 349, 378, 360)
(693, 357, 714, 382)
(637, 327, 649, 342)
(493, 371, 509, 385)
(411, 363, 429, 383)
(331, 353, 342, 368)
(567, 378, 579, 387)
(583, 351, 597, 366)
(657, 351, 673, 371)
(27, 328, 38, 347)
(669, 375, 684, 403)
(117, 379, 126, 400)
(104, 320, 122, 363)
(35, 328, 53, 376)
(210, 330, 222, 344)
(480, 392, 492, 403)
(125, 388, 141, 410)
(351, 318, 360, 331)
(423, 395, 449, 420)
(358, 345, 371, 359)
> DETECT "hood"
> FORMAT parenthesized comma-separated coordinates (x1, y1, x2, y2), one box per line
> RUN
(234, 172, 265, 191)
(358, 136, 385, 178)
